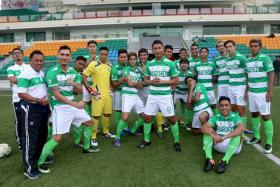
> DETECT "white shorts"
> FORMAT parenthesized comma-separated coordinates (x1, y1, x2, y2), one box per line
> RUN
(51, 105, 91, 135)
(217, 85, 229, 100)
(144, 94, 175, 117)
(82, 85, 92, 102)
(173, 93, 187, 103)
(213, 137, 242, 154)
(113, 91, 122, 111)
(228, 85, 246, 106)
(207, 90, 217, 105)
(122, 94, 145, 114)
(192, 107, 213, 129)
(139, 86, 149, 104)
(248, 92, 271, 115)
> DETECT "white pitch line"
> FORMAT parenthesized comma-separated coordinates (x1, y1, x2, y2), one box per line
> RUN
(244, 136, 280, 166)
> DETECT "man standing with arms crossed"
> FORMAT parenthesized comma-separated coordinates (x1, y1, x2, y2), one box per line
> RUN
(246, 39, 275, 153)
(111, 49, 128, 126)
(7, 48, 27, 150)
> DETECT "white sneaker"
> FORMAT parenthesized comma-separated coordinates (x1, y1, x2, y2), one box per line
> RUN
(91, 139, 98, 147)
(103, 133, 116, 138)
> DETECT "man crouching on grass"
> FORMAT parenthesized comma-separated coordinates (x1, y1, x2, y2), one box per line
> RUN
(201, 96, 244, 174)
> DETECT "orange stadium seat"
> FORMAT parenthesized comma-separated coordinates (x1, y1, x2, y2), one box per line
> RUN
(0, 43, 21, 56)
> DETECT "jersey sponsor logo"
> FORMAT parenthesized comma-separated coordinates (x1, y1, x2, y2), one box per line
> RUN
(246, 61, 263, 72)
(227, 60, 240, 70)
(150, 71, 168, 77)
(149, 65, 170, 72)
(216, 121, 235, 133)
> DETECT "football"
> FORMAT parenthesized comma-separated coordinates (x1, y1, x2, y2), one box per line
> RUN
(0, 144, 12, 158)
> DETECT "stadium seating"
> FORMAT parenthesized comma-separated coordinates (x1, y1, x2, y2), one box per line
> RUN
(0, 43, 21, 56)
(195, 35, 280, 60)
(0, 9, 48, 16)
(0, 39, 127, 77)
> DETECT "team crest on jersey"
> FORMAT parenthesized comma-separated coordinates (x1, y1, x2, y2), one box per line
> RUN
(261, 104, 267, 112)
(167, 106, 171, 113)
(239, 96, 244, 102)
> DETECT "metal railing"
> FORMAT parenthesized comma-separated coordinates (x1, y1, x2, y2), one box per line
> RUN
(0, 6, 279, 23)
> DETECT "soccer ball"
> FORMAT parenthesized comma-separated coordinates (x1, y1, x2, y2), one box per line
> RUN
(0, 143, 12, 158)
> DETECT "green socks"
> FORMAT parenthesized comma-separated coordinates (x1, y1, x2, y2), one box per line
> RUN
(170, 122, 180, 143)
(85, 103, 92, 115)
(116, 119, 127, 140)
(144, 122, 152, 142)
(241, 117, 247, 129)
(223, 136, 241, 163)
(264, 119, 273, 145)
(213, 108, 219, 115)
(180, 102, 186, 117)
(73, 126, 83, 144)
(114, 111, 121, 125)
(47, 125, 52, 141)
(252, 117, 261, 140)
(203, 135, 213, 160)
(83, 126, 92, 150)
(184, 108, 193, 125)
(38, 139, 58, 166)
(131, 117, 144, 133)
(203, 135, 241, 163)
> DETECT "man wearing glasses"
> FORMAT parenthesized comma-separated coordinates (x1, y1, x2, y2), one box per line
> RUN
(246, 39, 275, 154)
(7, 48, 27, 150)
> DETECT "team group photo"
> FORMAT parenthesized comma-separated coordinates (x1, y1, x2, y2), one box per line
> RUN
(0, 0, 280, 186)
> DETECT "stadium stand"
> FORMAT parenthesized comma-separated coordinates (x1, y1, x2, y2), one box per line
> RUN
(23, 39, 127, 63)
(140, 35, 187, 54)
(0, 43, 21, 56)
(195, 35, 280, 59)
(0, 39, 127, 77)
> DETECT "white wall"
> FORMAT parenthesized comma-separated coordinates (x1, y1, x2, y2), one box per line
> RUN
(187, 25, 203, 39)
(70, 27, 129, 40)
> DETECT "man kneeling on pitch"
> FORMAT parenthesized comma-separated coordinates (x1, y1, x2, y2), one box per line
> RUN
(201, 96, 244, 174)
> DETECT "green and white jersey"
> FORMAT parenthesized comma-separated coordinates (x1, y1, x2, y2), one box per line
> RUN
(7, 63, 27, 102)
(174, 59, 180, 71)
(17, 65, 47, 100)
(209, 112, 243, 136)
(111, 62, 126, 92)
(213, 55, 229, 86)
(175, 69, 194, 95)
(188, 56, 200, 73)
(226, 52, 247, 86)
(139, 60, 149, 88)
(122, 65, 143, 95)
(246, 53, 274, 93)
(145, 57, 178, 95)
(192, 83, 209, 113)
(46, 64, 82, 106)
(194, 60, 217, 91)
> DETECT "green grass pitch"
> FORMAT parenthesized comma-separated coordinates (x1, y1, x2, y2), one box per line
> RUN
(1, 88, 280, 186)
